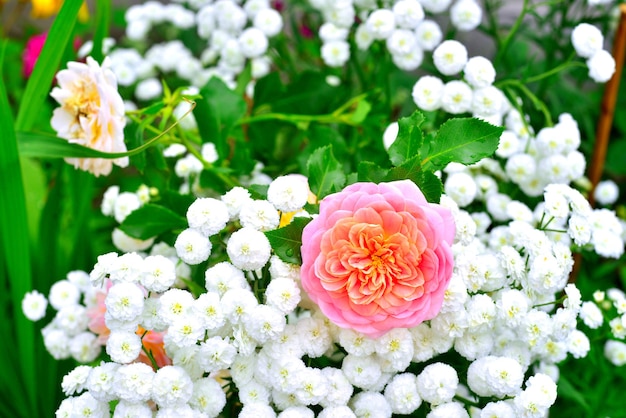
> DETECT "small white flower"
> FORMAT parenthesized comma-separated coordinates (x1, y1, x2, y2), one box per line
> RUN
(106, 331, 142, 364)
(464, 56, 496, 88)
(427, 402, 469, 418)
(265, 277, 301, 314)
(221, 288, 259, 324)
(198, 336, 238, 373)
(433, 40, 468, 76)
(384, 373, 421, 414)
(48, 280, 81, 310)
(175, 227, 212, 265)
(365, 9, 395, 40)
(239, 27, 269, 58)
(450, 0, 482, 31)
(152, 365, 194, 407)
(355, 23, 375, 50)
(168, 314, 206, 347)
(221, 186, 254, 220)
(189, 377, 227, 417)
(69, 332, 101, 362)
(101, 185, 119, 216)
(22, 290, 48, 321)
(321, 40, 350, 67)
(243, 304, 286, 343)
(69, 392, 109, 418)
(296, 316, 332, 358)
(571, 23, 604, 58)
(114, 192, 142, 224)
(605, 340, 626, 366)
(579, 301, 603, 328)
(319, 367, 353, 407)
(158, 288, 195, 324)
(61, 365, 91, 396)
(253, 8, 283, 37)
(342, 354, 382, 390)
(135, 77, 163, 101)
(393, 0, 425, 29)
(319, 22, 349, 42)
(594, 179, 619, 205)
(227, 227, 272, 270)
(416, 362, 459, 405)
(415, 19, 443, 51)
(441, 80, 473, 114)
(239, 200, 280, 231)
(350, 391, 392, 418)
(444, 171, 477, 207)
(267, 175, 310, 213)
(205, 261, 249, 295)
(187, 198, 230, 237)
(412, 75, 445, 111)
(337, 328, 376, 356)
(113, 401, 153, 418)
(105, 282, 145, 322)
(86, 362, 119, 402)
(113, 362, 154, 403)
(587, 49, 616, 83)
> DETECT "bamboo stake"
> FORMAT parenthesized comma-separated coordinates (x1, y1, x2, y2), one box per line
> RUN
(588, 4, 626, 207)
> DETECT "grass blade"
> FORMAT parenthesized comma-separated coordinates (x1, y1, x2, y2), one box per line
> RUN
(0, 41, 36, 415)
(15, 0, 83, 131)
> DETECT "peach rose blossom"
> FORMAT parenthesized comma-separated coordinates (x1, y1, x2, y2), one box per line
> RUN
(50, 56, 128, 177)
(300, 180, 455, 337)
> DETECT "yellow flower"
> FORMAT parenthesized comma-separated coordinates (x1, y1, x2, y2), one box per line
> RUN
(30, 0, 89, 21)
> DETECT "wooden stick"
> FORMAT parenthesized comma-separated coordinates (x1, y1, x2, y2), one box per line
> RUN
(588, 4, 626, 207)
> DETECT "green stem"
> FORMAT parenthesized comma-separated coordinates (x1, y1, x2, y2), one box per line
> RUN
(497, 0, 530, 63)
(140, 331, 159, 371)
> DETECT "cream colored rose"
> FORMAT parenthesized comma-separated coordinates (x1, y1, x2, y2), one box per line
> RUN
(51, 56, 128, 176)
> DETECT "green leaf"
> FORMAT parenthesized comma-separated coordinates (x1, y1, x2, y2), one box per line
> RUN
(15, 0, 83, 131)
(0, 41, 36, 415)
(194, 77, 246, 158)
(307, 145, 346, 200)
(158, 191, 196, 217)
(90, 0, 111, 63)
(388, 110, 425, 166)
(557, 375, 591, 412)
(385, 155, 443, 203)
(348, 99, 372, 125)
(415, 171, 444, 203)
(264, 217, 312, 264)
(421, 118, 503, 171)
(357, 161, 389, 183)
(118, 204, 187, 240)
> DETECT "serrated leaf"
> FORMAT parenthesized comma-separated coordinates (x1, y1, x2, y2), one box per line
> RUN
(388, 110, 425, 166)
(416, 171, 443, 203)
(358, 161, 389, 183)
(385, 156, 443, 203)
(119, 204, 187, 240)
(264, 217, 312, 264)
(421, 118, 503, 171)
(307, 145, 346, 200)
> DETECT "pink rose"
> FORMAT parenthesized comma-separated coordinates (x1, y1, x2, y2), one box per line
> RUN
(300, 180, 455, 338)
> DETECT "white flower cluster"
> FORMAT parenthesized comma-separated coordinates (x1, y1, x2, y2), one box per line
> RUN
(576, 288, 626, 366)
(310, 0, 481, 70)
(105, 0, 282, 103)
(571, 22, 616, 83)
(25, 161, 620, 417)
